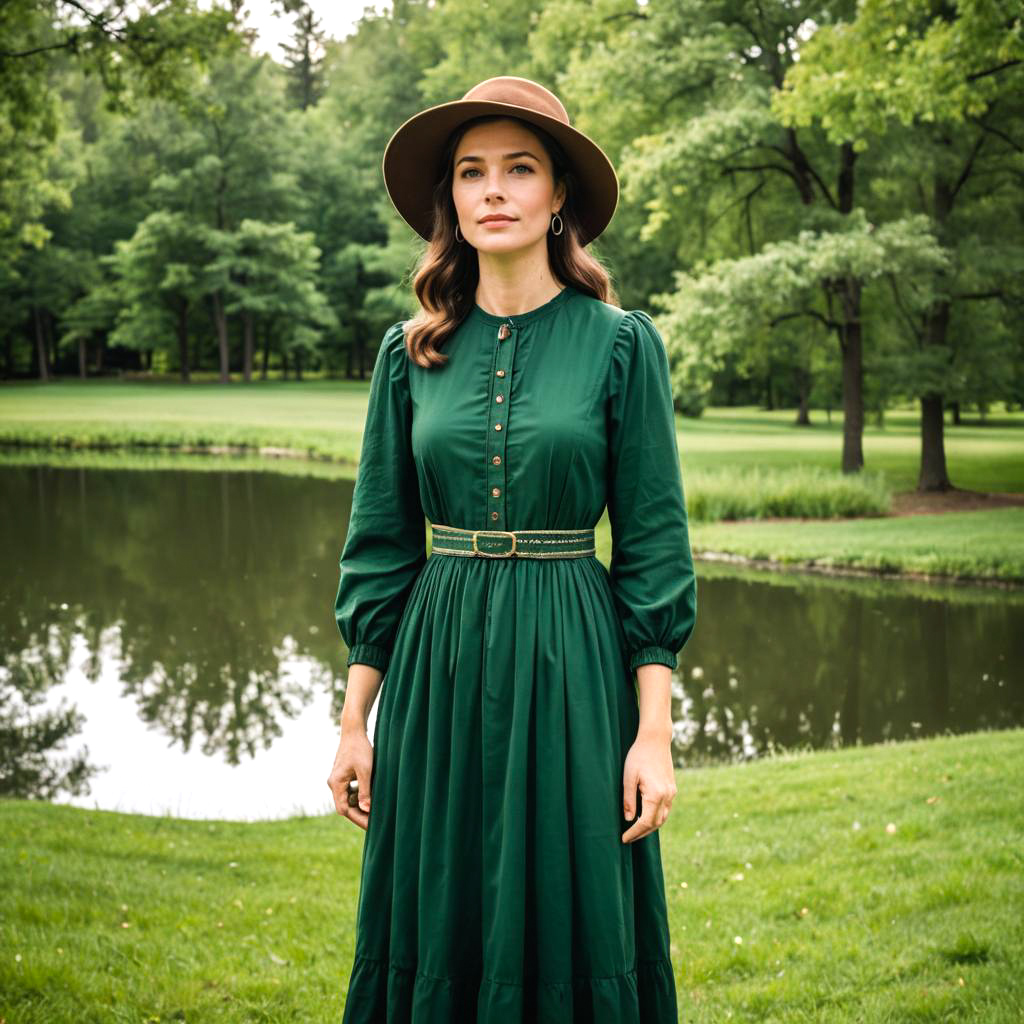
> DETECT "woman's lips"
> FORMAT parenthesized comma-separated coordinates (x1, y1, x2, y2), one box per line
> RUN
(481, 218, 515, 227)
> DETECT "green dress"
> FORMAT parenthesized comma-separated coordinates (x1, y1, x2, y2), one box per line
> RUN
(334, 283, 697, 1023)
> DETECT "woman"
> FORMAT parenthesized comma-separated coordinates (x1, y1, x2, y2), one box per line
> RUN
(327, 76, 697, 1023)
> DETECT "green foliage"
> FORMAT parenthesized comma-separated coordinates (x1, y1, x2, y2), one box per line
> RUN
(0, 0, 237, 262)
(773, 0, 1024, 148)
(651, 210, 950, 401)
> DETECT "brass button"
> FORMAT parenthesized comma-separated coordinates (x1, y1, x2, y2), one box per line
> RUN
(494, 423, 502, 431)
(490, 511, 499, 521)
(495, 394, 504, 403)
(491, 487, 500, 497)
(492, 455, 501, 465)
(496, 369, 506, 377)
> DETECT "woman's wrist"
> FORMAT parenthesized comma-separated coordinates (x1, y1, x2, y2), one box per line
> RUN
(636, 720, 673, 744)
(340, 709, 369, 735)
(634, 662, 674, 742)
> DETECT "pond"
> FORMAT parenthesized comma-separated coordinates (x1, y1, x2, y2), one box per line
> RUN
(1, 459, 1020, 820)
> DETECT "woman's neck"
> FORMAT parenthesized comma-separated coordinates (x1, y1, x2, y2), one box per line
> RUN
(474, 256, 563, 318)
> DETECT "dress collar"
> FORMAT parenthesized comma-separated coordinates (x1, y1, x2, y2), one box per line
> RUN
(468, 284, 576, 328)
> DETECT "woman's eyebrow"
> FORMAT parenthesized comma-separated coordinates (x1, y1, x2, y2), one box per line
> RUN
(456, 151, 540, 166)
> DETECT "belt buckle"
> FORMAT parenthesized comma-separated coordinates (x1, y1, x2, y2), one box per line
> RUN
(471, 529, 517, 558)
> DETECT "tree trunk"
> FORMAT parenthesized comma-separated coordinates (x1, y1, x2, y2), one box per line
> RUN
(916, 172, 955, 492)
(950, 400, 961, 425)
(211, 290, 230, 382)
(78, 337, 87, 378)
(918, 393, 951, 491)
(243, 310, 255, 382)
(33, 305, 49, 381)
(44, 309, 57, 375)
(261, 322, 270, 380)
(178, 301, 191, 383)
(794, 366, 812, 426)
(837, 276, 865, 473)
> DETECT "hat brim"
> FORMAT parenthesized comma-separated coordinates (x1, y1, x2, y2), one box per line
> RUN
(382, 99, 619, 248)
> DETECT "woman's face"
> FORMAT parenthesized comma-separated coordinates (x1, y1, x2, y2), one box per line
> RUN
(451, 118, 566, 255)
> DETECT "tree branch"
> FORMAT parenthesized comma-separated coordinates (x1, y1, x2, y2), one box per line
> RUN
(769, 309, 839, 331)
(966, 60, 1021, 83)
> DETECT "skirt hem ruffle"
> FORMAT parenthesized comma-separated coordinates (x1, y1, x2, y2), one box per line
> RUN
(341, 950, 679, 1023)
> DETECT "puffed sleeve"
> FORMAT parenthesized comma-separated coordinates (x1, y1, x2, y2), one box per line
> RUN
(606, 309, 698, 673)
(333, 321, 427, 674)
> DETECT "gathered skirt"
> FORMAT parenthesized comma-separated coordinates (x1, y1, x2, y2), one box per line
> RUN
(340, 551, 679, 1023)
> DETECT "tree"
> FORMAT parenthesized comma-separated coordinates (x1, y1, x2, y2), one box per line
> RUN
(773, 0, 1024, 490)
(214, 218, 337, 382)
(144, 49, 299, 379)
(537, 0, 905, 472)
(104, 210, 210, 381)
(275, 0, 328, 110)
(0, 0, 238, 265)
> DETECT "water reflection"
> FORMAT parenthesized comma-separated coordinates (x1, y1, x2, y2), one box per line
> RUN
(672, 564, 1021, 765)
(1, 638, 95, 800)
(0, 461, 350, 818)
(0, 460, 1020, 819)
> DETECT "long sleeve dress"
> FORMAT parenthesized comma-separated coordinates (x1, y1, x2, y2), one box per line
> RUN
(334, 283, 698, 1024)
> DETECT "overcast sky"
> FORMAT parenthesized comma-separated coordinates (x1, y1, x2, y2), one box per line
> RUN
(240, 0, 392, 60)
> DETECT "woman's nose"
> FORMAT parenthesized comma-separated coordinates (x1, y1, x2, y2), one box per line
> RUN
(484, 171, 506, 199)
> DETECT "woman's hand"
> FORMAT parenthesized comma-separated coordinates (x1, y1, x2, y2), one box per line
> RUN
(621, 728, 677, 844)
(327, 726, 375, 831)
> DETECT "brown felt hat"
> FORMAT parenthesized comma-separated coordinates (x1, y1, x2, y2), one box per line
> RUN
(382, 76, 619, 248)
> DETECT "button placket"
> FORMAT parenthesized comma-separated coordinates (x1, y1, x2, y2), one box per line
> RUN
(487, 319, 517, 526)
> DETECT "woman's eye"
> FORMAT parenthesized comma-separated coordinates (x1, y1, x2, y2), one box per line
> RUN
(460, 164, 534, 178)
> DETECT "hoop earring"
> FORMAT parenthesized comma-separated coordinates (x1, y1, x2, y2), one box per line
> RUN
(550, 212, 564, 236)
(455, 224, 464, 243)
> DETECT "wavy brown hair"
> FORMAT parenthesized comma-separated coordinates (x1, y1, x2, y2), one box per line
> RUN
(399, 114, 620, 368)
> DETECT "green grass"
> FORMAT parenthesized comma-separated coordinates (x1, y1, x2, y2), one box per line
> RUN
(680, 406, 1024, 495)
(685, 464, 893, 520)
(691, 508, 1024, 583)
(0, 380, 373, 465)
(1, 727, 1021, 1022)
(2, 382, 1021, 492)
(2, 381, 1023, 584)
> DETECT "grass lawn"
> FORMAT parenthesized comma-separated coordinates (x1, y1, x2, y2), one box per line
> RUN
(1, 727, 1021, 1022)
(2, 382, 1022, 491)
(0, 380, 376, 464)
(690, 507, 1024, 583)
(681, 406, 1024, 495)
(2, 380, 1023, 584)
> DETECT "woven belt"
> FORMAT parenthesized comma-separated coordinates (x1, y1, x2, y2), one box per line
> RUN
(429, 522, 596, 559)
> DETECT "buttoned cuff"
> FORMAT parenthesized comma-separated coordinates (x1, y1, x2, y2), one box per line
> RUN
(629, 646, 677, 672)
(346, 642, 391, 673)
